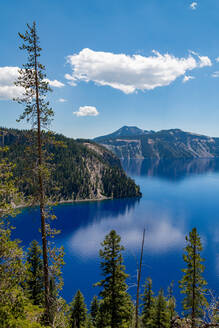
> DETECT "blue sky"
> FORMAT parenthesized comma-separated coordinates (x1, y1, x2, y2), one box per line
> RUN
(1, 0, 219, 138)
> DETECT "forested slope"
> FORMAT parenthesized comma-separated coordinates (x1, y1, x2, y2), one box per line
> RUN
(0, 128, 141, 201)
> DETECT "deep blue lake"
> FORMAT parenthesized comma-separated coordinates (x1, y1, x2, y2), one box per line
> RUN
(12, 158, 219, 310)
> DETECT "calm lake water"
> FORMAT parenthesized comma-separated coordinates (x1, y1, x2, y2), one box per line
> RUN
(12, 159, 219, 310)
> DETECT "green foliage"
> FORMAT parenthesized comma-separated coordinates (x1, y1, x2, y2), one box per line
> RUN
(14, 22, 66, 324)
(26, 241, 66, 326)
(0, 146, 46, 327)
(179, 228, 208, 324)
(48, 243, 65, 293)
(0, 146, 22, 218)
(153, 289, 170, 328)
(70, 290, 87, 328)
(95, 230, 133, 328)
(0, 128, 141, 201)
(86, 315, 94, 328)
(49, 293, 70, 328)
(90, 296, 99, 327)
(14, 22, 56, 208)
(0, 227, 46, 327)
(15, 22, 53, 127)
(141, 277, 155, 327)
(26, 240, 44, 306)
(167, 281, 176, 322)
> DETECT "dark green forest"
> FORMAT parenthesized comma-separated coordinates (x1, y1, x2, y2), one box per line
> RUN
(0, 127, 141, 201)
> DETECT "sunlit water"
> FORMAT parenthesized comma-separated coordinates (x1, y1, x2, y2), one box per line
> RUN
(12, 159, 219, 310)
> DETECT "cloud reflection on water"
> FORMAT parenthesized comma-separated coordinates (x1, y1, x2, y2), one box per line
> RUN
(69, 201, 185, 258)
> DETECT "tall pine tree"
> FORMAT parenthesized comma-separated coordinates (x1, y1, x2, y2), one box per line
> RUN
(141, 277, 155, 327)
(70, 290, 87, 328)
(90, 296, 99, 327)
(26, 240, 44, 306)
(153, 289, 169, 328)
(179, 228, 208, 328)
(167, 281, 176, 324)
(14, 22, 54, 322)
(95, 230, 132, 328)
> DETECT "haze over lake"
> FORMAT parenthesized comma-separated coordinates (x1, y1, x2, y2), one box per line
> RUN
(13, 159, 219, 308)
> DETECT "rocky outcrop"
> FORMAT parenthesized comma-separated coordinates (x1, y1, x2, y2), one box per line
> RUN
(94, 127, 219, 159)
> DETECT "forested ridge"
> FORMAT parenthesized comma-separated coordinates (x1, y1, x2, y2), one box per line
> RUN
(0, 127, 141, 202)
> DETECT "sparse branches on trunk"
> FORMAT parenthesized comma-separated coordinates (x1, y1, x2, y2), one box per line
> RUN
(135, 228, 145, 328)
(14, 21, 55, 324)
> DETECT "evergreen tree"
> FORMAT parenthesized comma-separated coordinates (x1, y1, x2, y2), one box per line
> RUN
(0, 149, 45, 327)
(87, 315, 94, 328)
(95, 230, 132, 328)
(14, 22, 54, 321)
(0, 227, 46, 327)
(0, 146, 22, 218)
(179, 228, 208, 328)
(26, 240, 44, 306)
(96, 301, 107, 328)
(153, 289, 169, 328)
(141, 277, 155, 327)
(90, 296, 99, 327)
(167, 281, 176, 323)
(70, 290, 87, 328)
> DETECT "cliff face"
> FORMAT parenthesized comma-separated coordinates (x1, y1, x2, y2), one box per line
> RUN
(0, 128, 141, 201)
(94, 127, 219, 159)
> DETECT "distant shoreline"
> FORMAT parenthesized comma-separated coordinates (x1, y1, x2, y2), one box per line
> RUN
(15, 194, 143, 211)
(15, 196, 114, 210)
(58, 196, 113, 205)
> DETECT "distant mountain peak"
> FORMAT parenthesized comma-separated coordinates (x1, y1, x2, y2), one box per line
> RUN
(94, 125, 148, 142)
(93, 127, 219, 160)
(116, 126, 145, 135)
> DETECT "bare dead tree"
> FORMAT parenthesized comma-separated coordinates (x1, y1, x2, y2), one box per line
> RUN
(135, 228, 146, 328)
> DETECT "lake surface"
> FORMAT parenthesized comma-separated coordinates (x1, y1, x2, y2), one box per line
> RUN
(12, 158, 219, 310)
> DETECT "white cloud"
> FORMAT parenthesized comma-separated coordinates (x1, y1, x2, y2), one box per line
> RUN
(216, 57, 219, 63)
(189, 51, 212, 68)
(58, 98, 67, 103)
(0, 66, 65, 100)
(73, 105, 99, 117)
(183, 75, 195, 83)
(44, 79, 65, 88)
(64, 73, 77, 86)
(212, 71, 219, 78)
(190, 2, 198, 10)
(198, 56, 212, 68)
(66, 48, 212, 94)
(0, 66, 24, 100)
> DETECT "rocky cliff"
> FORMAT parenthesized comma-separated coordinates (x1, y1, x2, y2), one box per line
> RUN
(94, 127, 219, 159)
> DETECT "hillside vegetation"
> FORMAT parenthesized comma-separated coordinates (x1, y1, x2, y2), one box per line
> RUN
(0, 128, 141, 201)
